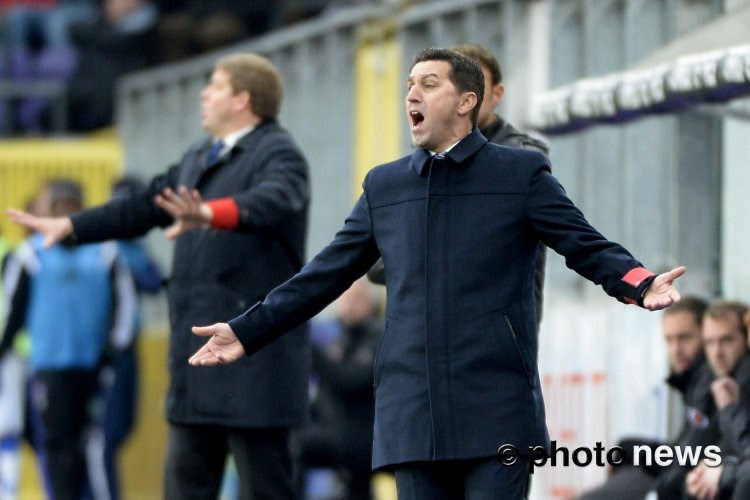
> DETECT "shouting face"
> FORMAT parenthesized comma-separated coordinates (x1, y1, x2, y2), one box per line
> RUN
(406, 60, 476, 153)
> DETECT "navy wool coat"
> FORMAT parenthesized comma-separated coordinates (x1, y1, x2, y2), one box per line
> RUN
(71, 120, 311, 429)
(229, 128, 654, 469)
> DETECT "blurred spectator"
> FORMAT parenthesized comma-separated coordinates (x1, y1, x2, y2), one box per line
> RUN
(0, 194, 54, 500)
(578, 296, 711, 500)
(156, 0, 281, 62)
(0, 0, 98, 132)
(99, 176, 164, 500)
(0, 180, 137, 500)
(0, 232, 26, 500)
(67, 0, 158, 131)
(294, 279, 383, 500)
(684, 301, 750, 499)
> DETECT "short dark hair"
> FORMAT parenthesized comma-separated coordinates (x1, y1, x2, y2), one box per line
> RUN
(705, 301, 749, 335)
(411, 47, 484, 126)
(46, 179, 82, 209)
(663, 296, 709, 326)
(452, 43, 503, 85)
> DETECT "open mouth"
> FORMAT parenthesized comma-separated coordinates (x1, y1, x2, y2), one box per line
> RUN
(410, 110, 425, 129)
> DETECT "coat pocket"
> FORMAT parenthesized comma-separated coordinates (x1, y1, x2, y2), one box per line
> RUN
(504, 314, 534, 387)
(490, 310, 534, 387)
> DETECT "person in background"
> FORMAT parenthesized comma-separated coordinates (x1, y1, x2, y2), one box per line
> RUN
(577, 296, 711, 499)
(0, 179, 136, 500)
(0, 231, 26, 500)
(295, 279, 383, 499)
(7, 53, 311, 499)
(685, 301, 750, 499)
(100, 176, 164, 500)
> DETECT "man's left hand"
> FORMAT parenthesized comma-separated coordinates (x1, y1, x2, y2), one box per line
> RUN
(642, 266, 685, 311)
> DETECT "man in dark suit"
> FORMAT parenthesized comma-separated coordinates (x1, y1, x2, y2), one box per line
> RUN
(8, 53, 309, 499)
(367, 43, 550, 327)
(186, 47, 684, 498)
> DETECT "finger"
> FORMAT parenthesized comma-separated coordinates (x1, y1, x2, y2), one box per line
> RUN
(190, 189, 203, 204)
(154, 195, 183, 216)
(43, 234, 59, 249)
(192, 325, 218, 337)
(178, 186, 199, 211)
(189, 352, 216, 366)
(188, 344, 210, 364)
(663, 266, 686, 283)
(190, 350, 222, 366)
(158, 189, 188, 209)
(6, 209, 38, 229)
(161, 188, 190, 211)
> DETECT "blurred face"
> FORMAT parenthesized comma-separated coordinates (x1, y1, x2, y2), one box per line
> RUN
(200, 68, 248, 138)
(663, 311, 703, 374)
(704, 315, 746, 377)
(477, 66, 504, 127)
(336, 281, 376, 327)
(406, 60, 476, 153)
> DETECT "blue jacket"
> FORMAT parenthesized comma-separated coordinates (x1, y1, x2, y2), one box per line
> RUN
(0, 235, 136, 372)
(228, 128, 654, 469)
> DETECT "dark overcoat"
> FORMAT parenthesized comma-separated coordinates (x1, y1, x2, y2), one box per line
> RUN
(228, 128, 654, 469)
(71, 120, 311, 428)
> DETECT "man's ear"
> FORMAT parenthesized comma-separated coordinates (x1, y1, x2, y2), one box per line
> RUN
(458, 92, 478, 118)
(492, 83, 505, 108)
(235, 90, 251, 112)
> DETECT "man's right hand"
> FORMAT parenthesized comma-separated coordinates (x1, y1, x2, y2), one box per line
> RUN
(189, 323, 245, 366)
(5, 209, 73, 248)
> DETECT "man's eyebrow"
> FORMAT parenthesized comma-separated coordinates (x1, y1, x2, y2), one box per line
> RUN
(407, 73, 440, 83)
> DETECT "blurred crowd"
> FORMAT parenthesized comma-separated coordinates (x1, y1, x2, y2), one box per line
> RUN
(0, 0, 348, 136)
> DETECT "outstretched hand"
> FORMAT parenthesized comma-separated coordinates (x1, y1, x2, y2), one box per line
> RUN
(154, 186, 213, 239)
(189, 323, 245, 366)
(642, 266, 685, 311)
(5, 209, 73, 248)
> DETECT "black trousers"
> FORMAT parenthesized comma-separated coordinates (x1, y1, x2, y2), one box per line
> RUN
(393, 456, 529, 500)
(164, 423, 295, 500)
(34, 369, 100, 500)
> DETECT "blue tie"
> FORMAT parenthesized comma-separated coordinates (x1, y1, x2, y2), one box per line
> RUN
(207, 140, 225, 166)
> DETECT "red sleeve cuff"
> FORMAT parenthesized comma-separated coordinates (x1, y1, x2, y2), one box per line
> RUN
(206, 197, 239, 230)
(621, 267, 655, 288)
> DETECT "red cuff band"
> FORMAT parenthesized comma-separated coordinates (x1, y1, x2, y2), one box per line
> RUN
(622, 267, 655, 288)
(206, 197, 239, 230)
(623, 297, 638, 306)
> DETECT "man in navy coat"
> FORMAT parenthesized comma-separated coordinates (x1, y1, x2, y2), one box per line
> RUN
(188, 48, 684, 498)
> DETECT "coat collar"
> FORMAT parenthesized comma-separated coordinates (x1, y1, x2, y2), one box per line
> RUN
(408, 127, 488, 176)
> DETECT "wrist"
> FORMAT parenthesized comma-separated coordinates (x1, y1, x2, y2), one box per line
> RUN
(200, 203, 213, 224)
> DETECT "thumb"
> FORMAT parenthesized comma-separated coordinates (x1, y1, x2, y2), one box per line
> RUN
(43, 234, 57, 249)
(661, 266, 686, 283)
(192, 324, 217, 337)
